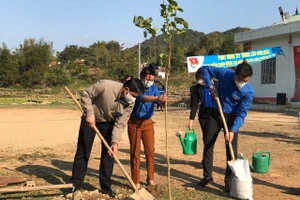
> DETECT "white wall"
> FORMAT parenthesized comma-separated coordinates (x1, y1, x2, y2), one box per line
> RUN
(250, 33, 300, 102)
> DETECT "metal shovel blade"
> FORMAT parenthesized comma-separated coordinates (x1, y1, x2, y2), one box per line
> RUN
(129, 188, 157, 200)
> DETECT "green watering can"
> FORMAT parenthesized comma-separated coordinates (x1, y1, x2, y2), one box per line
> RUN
(249, 151, 271, 173)
(176, 129, 197, 155)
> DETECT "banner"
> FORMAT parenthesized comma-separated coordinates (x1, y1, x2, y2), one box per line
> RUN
(187, 47, 285, 73)
(293, 46, 300, 101)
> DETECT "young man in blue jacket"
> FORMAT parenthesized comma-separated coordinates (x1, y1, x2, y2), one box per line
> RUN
(196, 61, 254, 193)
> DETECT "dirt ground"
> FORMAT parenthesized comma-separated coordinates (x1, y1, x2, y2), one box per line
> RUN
(0, 108, 299, 200)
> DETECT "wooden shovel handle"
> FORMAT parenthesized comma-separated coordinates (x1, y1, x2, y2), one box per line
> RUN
(215, 97, 236, 161)
(64, 87, 138, 192)
(0, 183, 73, 193)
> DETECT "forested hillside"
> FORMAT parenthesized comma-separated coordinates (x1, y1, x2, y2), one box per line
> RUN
(0, 27, 250, 88)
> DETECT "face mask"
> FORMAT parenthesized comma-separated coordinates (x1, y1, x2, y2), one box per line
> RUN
(142, 80, 154, 88)
(235, 81, 246, 89)
(124, 92, 136, 104)
(198, 79, 205, 85)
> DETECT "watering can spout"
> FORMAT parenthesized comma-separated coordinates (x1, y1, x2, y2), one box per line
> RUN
(176, 131, 187, 152)
(249, 164, 254, 172)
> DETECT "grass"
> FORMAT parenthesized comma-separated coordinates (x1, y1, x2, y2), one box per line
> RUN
(0, 97, 78, 110)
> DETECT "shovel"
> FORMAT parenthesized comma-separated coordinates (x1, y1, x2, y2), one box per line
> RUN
(64, 86, 156, 200)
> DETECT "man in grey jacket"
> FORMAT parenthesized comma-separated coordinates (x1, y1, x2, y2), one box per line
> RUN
(70, 78, 144, 197)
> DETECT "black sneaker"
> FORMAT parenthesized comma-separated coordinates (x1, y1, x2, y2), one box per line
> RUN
(63, 184, 76, 195)
(102, 187, 116, 198)
(196, 177, 213, 188)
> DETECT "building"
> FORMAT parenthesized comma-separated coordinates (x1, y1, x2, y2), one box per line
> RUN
(234, 9, 300, 104)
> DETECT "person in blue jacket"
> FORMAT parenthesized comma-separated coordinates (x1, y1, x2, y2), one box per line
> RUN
(196, 60, 254, 193)
(127, 63, 167, 190)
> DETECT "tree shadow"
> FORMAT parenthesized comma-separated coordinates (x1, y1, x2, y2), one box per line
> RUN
(15, 164, 96, 192)
(51, 159, 130, 190)
(239, 131, 300, 146)
(118, 149, 229, 199)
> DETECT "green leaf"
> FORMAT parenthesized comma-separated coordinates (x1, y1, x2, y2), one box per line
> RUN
(159, 53, 164, 58)
(178, 7, 184, 12)
(160, 4, 166, 10)
(133, 16, 138, 23)
(164, 37, 171, 43)
(175, 17, 185, 24)
(183, 21, 189, 29)
(143, 30, 147, 38)
(138, 16, 144, 23)
(171, 21, 177, 28)
(172, 1, 178, 7)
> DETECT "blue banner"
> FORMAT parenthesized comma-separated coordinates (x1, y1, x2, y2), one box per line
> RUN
(187, 47, 285, 73)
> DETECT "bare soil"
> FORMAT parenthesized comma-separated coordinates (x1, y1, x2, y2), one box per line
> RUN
(0, 108, 299, 200)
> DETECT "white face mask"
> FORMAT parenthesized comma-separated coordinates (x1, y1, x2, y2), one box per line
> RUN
(142, 80, 154, 88)
(198, 79, 205, 86)
(124, 90, 136, 104)
(235, 81, 246, 89)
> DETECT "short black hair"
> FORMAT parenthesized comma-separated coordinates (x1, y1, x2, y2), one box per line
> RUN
(235, 60, 253, 78)
(123, 78, 145, 94)
(140, 63, 158, 77)
(124, 75, 134, 82)
(195, 67, 203, 80)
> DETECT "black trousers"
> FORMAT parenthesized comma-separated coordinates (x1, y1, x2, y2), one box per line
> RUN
(70, 118, 114, 190)
(202, 109, 238, 186)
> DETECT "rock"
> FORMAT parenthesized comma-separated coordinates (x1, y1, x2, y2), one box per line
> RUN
(82, 190, 89, 195)
(66, 192, 73, 199)
(74, 191, 83, 200)
(186, 187, 195, 191)
(66, 191, 83, 200)
(89, 189, 99, 196)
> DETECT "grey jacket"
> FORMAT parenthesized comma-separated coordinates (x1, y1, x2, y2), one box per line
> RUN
(81, 80, 134, 143)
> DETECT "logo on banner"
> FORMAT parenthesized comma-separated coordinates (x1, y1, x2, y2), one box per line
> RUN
(189, 57, 199, 68)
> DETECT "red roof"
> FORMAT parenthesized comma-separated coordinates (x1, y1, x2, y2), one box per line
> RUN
(88, 68, 104, 75)
(74, 59, 84, 64)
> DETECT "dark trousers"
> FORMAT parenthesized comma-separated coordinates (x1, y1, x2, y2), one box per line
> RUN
(198, 116, 209, 163)
(70, 118, 114, 190)
(202, 109, 238, 186)
(199, 116, 209, 138)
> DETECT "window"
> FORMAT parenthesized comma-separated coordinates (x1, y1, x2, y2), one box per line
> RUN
(261, 58, 276, 84)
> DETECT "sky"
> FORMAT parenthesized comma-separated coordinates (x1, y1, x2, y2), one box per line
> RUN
(0, 0, 298, 53)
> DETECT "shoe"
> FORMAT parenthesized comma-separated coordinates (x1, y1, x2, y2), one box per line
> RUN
(102, 187, 116, 198)
(196, 177, 213, 188)
(63, 184, 76, 197)
(225, 183, 231, 193)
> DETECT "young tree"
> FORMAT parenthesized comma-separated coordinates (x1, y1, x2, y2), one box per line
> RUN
(133, 1, 188, 199)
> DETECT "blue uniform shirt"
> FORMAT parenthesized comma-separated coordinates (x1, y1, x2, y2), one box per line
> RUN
(201, 66, 255, 132)
(131, 84, 161, 119)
